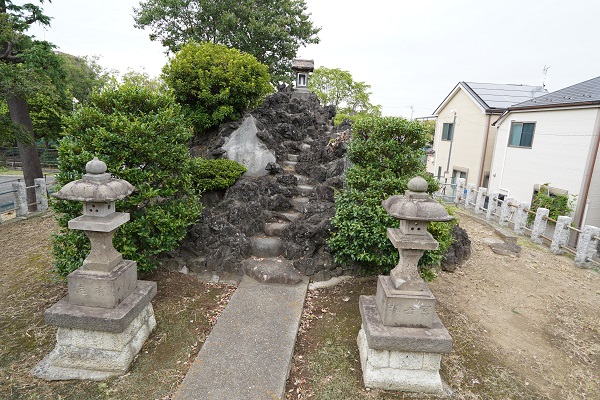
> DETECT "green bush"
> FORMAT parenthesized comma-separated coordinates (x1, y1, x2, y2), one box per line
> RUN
(528, 183, 575, 223)
(162, 42, 273, 134)
(190, 158, 247, 193)
(328, 116, 455, 275)
(52, 83, 203, 275)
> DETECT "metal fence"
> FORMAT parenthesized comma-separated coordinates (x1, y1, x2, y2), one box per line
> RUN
(436, 178, 599, 269)
(0, 147, 58, 170)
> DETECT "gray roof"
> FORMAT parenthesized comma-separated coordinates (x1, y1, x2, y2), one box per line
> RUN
(462, 82, 548, 111)
(291, 59, 314, 71)
(509, 76, 600, 110)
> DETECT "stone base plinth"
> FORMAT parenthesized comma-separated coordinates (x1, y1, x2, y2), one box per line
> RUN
(68, 260, 137, 308)
(358, 295, 452, 395)
(376, 276, 436, 328)
(33, 281, 157, 381)
(358, 328, 446, 394)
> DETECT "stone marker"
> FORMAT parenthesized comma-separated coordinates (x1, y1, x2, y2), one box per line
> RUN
(32, 157, 157, 380)
(358, 176, 453, 395)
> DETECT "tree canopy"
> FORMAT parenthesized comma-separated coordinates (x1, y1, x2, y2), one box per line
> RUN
(162, 41, 272, 134)
(308, 67, 381, 124)
(1, 0, 62, 203)
(133, 0, 320, 83)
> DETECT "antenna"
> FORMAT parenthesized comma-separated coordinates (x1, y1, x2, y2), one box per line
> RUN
(542, 65, 550, 89)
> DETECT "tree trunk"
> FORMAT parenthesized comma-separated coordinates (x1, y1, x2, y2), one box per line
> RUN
(6, 94, 43, 211)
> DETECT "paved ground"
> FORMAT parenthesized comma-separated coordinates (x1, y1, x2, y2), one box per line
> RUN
(174, 276, 309, 400)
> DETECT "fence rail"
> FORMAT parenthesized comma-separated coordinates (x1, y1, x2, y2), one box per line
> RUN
(0, 177, 51, 223)
(0, 147, 58, 170)
(437, 178, 599, 269)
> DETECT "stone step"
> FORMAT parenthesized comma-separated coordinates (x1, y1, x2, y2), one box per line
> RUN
(283, 161, 297, 173)
(303, 136, 314, 143)
(279, 211, 302, 222)
(300, 143, 311, 151)
(287, 154, 299, 162)
(264, 222, 289, 238)
(294, 174, 311, 185)
(290, 196, 310, 213)
(297, 184, 314, 197)
(243, 258, 303, 285)
(250, 236, 283, 258)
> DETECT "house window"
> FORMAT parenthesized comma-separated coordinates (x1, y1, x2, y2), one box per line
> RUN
(442, 123, 454, 141)
(509, 122, 535, 148)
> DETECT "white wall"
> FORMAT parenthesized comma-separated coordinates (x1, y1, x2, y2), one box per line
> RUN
(430, 88, 491, 186)
(489, 107, 599, 210)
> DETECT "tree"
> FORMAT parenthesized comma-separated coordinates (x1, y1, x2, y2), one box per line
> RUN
(327, 116, 454, 275)
(1, 0, 64, 207)
(162, 42, 272, 134)
(133, 0, 320, 83)
(308, 67, 381, 124)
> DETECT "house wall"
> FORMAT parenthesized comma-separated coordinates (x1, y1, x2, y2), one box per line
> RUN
(580, 109, 600, 227)
(430, 89, 490, 186)
(488, 108, 599, 218)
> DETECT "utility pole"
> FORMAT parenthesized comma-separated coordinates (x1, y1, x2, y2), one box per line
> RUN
(444, 111, 457, 190)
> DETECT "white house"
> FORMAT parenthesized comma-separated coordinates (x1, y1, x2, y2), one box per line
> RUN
(427, 82, 546, 189)
(488, 76, 600, 228)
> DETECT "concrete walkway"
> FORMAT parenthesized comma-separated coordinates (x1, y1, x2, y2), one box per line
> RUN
(173, 276, 309, 400)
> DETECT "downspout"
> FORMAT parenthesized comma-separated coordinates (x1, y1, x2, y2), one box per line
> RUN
(576, 109, 600, 228)
(477, 113, 492, 187)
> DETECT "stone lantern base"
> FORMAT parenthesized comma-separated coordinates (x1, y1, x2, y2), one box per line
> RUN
(357, 295, 452, 395)
(32, 281, 156, 381)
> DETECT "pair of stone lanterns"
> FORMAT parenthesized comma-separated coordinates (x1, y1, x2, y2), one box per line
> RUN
(357, 176, 453, 394)
(33, 158, 156, 380)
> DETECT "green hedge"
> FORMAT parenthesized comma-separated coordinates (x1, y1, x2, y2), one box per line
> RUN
(328, 116, 455, 275)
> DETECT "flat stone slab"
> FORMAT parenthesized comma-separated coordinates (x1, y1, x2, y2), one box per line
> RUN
(251, 236, 283, 258)
(174, 276, 308, 400)
(264, 222, 289, 238)
(45, 281, 156, 333)
(243, 258, 303, 285)
(290, 197, 309, 212)
(489, 241, 521, 256)
(359, 296, 452, 353)
(297, 185, 314, 197)
(278, 211, 302, 222)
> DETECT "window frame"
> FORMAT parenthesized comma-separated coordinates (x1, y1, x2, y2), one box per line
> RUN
(441, 122, 454, 141)
(508, 121, 536, 148)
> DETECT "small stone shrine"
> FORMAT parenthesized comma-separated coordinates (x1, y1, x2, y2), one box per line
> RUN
(357, 176, 453, 394)
(33, 157, 157, 380)
(291, 59, 314, 98)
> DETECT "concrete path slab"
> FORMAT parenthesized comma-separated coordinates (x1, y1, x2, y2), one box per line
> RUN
(173, 276, 308, 400)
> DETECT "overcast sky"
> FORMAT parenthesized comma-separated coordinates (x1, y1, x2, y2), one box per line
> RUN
(26, 0, 600, 118)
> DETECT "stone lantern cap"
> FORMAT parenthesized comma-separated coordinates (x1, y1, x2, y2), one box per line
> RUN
(382, 176, 454, 222)
(53, 157, 134, 203)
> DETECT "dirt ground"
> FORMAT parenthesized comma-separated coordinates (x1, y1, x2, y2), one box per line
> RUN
(431, 212, 600, 399)
(286, 212, 600, 399)
(0, 214, 235, 400)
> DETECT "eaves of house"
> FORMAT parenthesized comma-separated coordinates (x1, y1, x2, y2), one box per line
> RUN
(433, 82, 547, 116)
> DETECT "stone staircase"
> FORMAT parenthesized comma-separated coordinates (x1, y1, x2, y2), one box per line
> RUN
(243, 151, 317, 285)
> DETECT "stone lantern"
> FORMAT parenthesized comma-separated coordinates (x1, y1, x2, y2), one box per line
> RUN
(33, 157, 157, 381)
(357, 176, 453, 394)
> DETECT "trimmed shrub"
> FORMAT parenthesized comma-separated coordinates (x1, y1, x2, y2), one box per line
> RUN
(190, 158, 247, 193)
(328, 116, 455, 275)
(52, 83, 203, 275)
(162, 42, 273, 134)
